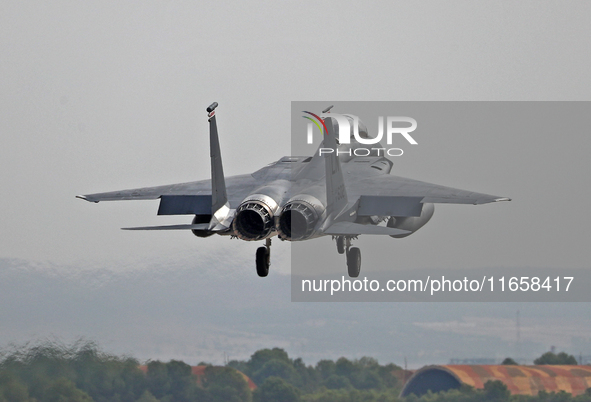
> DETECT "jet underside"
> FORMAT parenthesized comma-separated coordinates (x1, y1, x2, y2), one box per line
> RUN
(78, 103, 509, 277)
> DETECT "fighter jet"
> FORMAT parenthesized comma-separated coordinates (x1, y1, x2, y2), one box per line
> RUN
(77, 102, 510, 277)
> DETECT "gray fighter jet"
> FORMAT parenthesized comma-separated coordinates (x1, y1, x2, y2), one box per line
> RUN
(77, 103, 510, 277)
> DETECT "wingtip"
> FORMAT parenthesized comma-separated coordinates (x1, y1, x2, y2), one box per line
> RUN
(76, 195, 98, 203)
(474, 196, 512, 205)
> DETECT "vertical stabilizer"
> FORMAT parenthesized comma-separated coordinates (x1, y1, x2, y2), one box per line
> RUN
(206, 102, 231, 229)
(323, 116, 348, 216)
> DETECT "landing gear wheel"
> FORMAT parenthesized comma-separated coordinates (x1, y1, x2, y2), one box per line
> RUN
(346, 247, 361, 278)
(336, 236, 345, 254)
(256, 247, 270, 277)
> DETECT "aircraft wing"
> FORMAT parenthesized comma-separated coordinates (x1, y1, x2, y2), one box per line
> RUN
(324, 222, 410, 236)
(76, 174, 259, 209)
(348, 174, 510, 205)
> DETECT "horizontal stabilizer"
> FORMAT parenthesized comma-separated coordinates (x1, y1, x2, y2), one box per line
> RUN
(122, 223, 210, 231)
(158, 195, 212, 215)
(324, 222, 411, 236)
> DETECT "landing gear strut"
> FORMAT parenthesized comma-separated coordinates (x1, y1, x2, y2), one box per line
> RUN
(336, 236, 346, 254)
(335, 236, 361, 278)
(256, 238, 271, 277)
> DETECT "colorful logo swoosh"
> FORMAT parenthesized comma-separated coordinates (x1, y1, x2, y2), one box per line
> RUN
(302, 111, 329, 135)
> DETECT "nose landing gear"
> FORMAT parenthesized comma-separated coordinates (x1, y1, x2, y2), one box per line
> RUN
(336, 236, 346, 254)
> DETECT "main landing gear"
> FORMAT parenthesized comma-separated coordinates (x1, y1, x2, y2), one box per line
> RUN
(335, 236, 361, 278)
(256, 237, 361, 278)
(256, 238, 271, 277)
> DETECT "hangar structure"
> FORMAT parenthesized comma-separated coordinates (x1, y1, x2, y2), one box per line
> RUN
(138, 365, 257, 391)
(401, 365, 591, 397)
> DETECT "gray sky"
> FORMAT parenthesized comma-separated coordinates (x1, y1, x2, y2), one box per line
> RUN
(1, 1, 591, 366)
(2, 0, 590, 266)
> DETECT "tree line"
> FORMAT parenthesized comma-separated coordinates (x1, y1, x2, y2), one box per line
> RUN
(0, 341, 587, 402)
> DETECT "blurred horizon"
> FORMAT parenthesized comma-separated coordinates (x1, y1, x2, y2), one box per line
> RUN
(2, 257, 590, 369)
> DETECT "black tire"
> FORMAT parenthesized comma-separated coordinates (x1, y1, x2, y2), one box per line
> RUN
(256, 247, 269, 277)
(346, 247, 361, 278)
(336, 236, 345, 254)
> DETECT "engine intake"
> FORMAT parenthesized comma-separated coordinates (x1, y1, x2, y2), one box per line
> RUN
(387, 203, 435, 238)
(191, 214, 214, 238)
